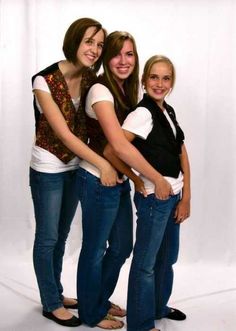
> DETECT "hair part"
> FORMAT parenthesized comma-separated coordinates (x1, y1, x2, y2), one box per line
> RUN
(62, 17, 107, 72)
(142, 55, 176, 90)
(102, 31, 139, 109)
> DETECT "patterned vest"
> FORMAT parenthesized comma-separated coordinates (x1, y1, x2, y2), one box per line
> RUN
(86, 75, 132, 156)
(32, 62, 96, 163)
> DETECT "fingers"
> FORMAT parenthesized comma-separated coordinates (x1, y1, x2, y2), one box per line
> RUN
(155, 190, 173, 200)
(175, 213, 190, 223)
(137, 187, 147, 197)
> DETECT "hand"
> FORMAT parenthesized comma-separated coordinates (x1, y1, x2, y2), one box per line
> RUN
(174, 198, 190, 223)
(99, 161, 121, 186)
(154, 176, 173, 200)
(133, 176, 147, 197)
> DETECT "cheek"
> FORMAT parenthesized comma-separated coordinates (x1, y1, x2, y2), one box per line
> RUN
(97, 49, 103, 57)
(130, 58, 136, 66)
(145, 84, 152, 93)
(108, 59, 117, 72)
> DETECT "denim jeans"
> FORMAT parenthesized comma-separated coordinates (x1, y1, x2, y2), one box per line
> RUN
(30, 167, 79, 312)
(127, 192, 180, 331)
(76, 168, 133, 326)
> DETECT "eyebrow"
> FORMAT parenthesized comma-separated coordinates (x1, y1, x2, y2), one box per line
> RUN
(84, 37, 104, 43)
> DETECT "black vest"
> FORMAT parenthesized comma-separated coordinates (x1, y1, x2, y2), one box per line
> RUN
(132, 94, 185, 178)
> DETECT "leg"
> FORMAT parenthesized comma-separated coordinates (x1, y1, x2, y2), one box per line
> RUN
(101, 179, 133, 305)
(53, 170, 80, 299)
(155, 194, 180, 319)
(76, 168, 121, 326)
(30, 168, 64, 312)
(127, 193, 176, 331)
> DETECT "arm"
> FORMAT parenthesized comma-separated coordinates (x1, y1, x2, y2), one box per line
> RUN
(93, 100, 172, 199)
(174, 143, 191, 223)
(34, 89, 118, 186)
(104, 137, 147, 196)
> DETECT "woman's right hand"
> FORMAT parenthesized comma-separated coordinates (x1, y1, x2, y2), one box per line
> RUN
(154, 176, 173, 200)
(99, 160, 122, 186)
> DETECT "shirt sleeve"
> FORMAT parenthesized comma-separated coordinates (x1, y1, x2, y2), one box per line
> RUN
(85, 83, 114, 119)
(122, 107, 153, 139)
(32, 75, 51, 93)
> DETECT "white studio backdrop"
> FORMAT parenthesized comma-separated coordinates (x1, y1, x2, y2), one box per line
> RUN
(0, 0, 236, 270)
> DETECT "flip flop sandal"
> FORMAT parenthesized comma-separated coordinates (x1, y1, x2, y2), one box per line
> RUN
(97, 314, 124, 329)
(109, 303, 126, 317)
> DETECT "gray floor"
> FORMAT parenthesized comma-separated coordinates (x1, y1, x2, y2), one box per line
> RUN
(1, 257, 236, 331)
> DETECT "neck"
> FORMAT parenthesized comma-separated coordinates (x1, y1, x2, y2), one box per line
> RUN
(113, 76, 125, 94)
(156, 100, 164, 111)
(59, 60, 86, 80)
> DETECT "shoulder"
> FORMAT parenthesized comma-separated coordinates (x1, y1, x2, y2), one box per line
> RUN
(87, 83, 114, 104)
(32, 75, 50, 93)
(122, 106, 153, 139)
(128, 106, 152, 121)
(32, 62, 59, 83)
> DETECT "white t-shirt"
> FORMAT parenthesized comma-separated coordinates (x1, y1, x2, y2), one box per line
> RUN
(79, 83, 114, 177)
(122, 106, 183, 195)
(30, 75, 80, 173)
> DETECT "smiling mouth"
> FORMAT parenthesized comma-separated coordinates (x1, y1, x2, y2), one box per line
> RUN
(86, 54, 96, 61)
(117, 67, 129, 73)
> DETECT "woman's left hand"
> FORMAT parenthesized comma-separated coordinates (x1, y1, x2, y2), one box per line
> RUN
(174, 199, 190, 223)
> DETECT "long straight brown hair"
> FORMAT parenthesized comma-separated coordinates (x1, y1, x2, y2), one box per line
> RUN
(102, 31, 139, 109)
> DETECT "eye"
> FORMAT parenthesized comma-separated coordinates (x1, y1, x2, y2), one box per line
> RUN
(149, 75, 158, 80)
(127, 52, 134, 57)
(163, 76, 171, 81)
(98, 43, 104, 49)
(85, 39, 93, 45)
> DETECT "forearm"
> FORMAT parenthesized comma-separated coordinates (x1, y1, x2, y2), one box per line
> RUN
(180, 144, 191, 201)
(110, 138, 163, 183)
(104, 144, 139, 182)
(60, 131, 109, 171)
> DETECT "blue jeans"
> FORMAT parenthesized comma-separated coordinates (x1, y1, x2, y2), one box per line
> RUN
(30, 167, 79, 312)
(127, 192, 180, 331)
(76, 168, 133, 326)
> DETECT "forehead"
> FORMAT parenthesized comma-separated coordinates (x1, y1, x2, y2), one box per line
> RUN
(83, 26, 104, 41)
(150, 61, 172, 74)
(120, 39, 134, 52)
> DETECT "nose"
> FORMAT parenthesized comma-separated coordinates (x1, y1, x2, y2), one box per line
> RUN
(156, 79, 163, 87)
(119, 54, 126, 64)
(90, 43, 98, 55)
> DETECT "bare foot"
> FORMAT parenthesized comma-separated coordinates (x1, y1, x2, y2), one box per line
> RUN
(108, 303, 126, 317)
(52, 307, 74, 320)
(97, 314, 124, 329)
(63, 297, 77, 306)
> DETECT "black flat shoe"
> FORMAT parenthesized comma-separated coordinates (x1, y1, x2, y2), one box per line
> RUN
(42, 310, 82, 327)
(63, 299, 78, 309)
(165, 308, 186, 320)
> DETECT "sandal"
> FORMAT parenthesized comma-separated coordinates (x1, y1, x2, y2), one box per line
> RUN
(97, 314, 124, 329)
(108, 303, 126, 317)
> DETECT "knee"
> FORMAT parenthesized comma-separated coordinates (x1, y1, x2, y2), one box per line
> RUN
(113, 241, 133, 261)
